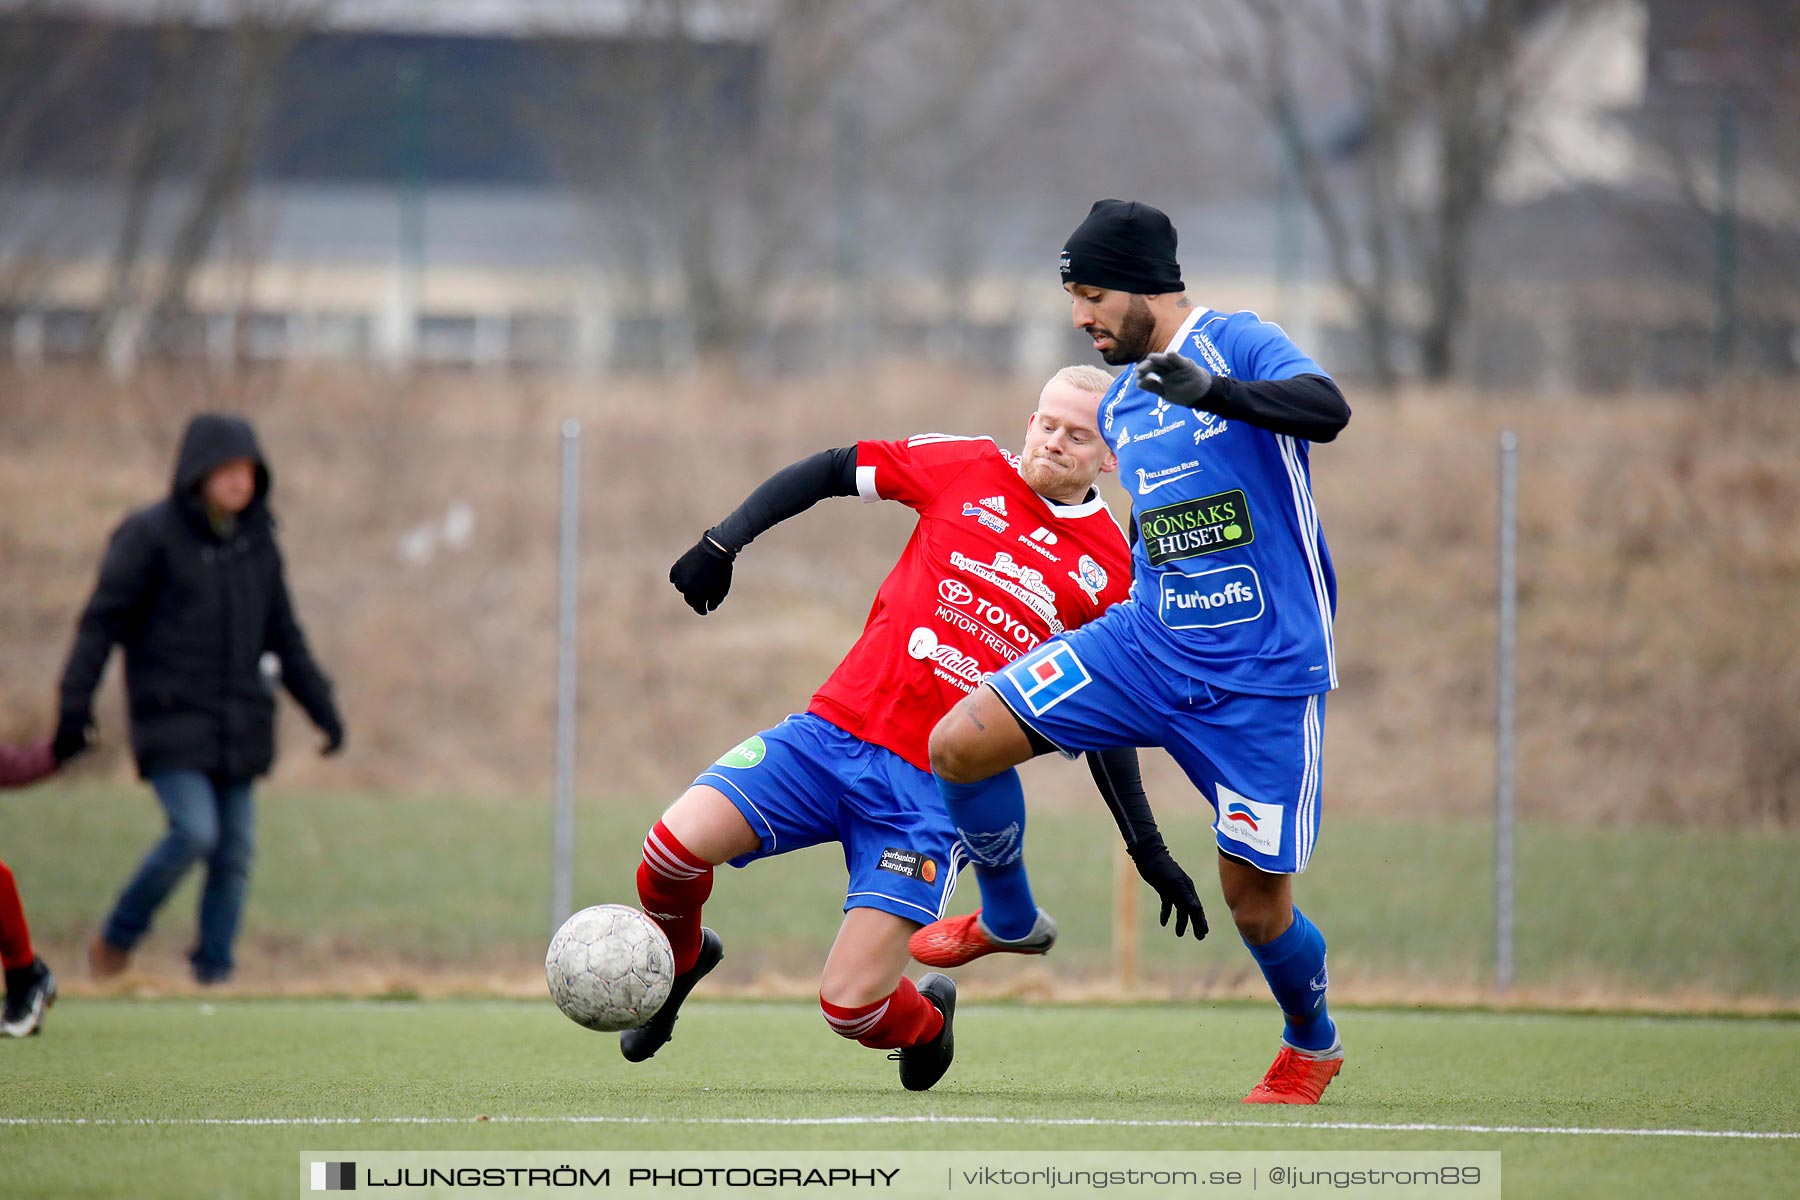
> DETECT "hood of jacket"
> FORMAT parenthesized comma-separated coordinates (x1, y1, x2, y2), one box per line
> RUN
(170, 413, 272, 535)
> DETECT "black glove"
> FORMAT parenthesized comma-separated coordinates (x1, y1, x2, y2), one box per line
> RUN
(52, 710, 91, 764)
(669, 532, 736, 615)
(1136, 351, 1215, 410)
(1128, 840, 1209, 941)
(318, 714, 345, 757)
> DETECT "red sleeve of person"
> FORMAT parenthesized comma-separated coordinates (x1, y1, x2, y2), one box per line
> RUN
(0, 739, 57, 790)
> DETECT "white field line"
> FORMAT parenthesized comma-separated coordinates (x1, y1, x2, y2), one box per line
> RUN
(1, 1114, 1795, 1140)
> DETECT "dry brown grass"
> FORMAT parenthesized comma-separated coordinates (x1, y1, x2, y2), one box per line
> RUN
(4, 361, 1798, 826)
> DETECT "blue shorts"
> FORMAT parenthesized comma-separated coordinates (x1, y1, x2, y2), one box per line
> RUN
(693, 712, 965, 925)
(987, 610, 1328, 874)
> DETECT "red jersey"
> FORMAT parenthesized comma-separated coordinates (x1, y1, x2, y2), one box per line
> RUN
(808, 435, 1133, 771)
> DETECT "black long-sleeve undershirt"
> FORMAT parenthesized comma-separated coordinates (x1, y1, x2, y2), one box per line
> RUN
(707, 446, 859, 555)
(1200, 372, 1350, 443)
(1086, 747, 1168, 854)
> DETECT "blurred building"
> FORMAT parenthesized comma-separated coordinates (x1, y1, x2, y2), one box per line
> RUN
(0, 0, 767, 372)
(0, 0, 1794, 387)
(1458, 0, 1800, 391)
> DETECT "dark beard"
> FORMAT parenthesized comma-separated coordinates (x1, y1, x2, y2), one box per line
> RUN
(1099, 294, 1157, 365)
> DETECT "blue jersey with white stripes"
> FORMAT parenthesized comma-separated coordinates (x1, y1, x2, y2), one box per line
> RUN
(1098, 307, 1337, 695)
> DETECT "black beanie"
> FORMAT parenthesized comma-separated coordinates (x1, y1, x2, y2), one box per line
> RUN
(1059, 199, 1184, 294)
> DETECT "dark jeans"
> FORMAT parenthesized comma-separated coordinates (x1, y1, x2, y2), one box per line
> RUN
(102, 770, 255, 982)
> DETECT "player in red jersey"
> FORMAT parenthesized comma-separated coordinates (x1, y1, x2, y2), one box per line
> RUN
(617, 366, 1208, 1089)
(2, 735, 75, 1037)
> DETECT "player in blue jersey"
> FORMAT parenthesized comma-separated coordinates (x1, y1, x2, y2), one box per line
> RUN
(911, 200, 1352, 1104)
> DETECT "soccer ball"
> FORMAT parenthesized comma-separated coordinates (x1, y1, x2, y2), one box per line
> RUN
(545, 904, 675, 1031)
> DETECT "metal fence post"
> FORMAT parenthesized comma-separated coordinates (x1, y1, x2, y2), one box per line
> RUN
(1495, 430, 1519, 993)
(551, 419, 581, 937)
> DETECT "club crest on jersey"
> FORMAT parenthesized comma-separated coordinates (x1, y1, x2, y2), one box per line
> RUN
(961, 502, 1009, 533)
(1068, 554, 1107, 603)
(1007, 643, 1091, 717)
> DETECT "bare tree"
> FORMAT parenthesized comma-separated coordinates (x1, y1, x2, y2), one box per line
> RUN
(0, 5, 119, 307)
(1406, 0, 1542, 380)
(1, 1, 327, 355)
(144, 0, 326, 356)
(91, 15, 201, 351)
(1161, 0, 1605, 384)
(1633, 0, 1800, 366)
(1157, 1, 1406, 384)
(871, 0, 1115, 312)
(533, 0, 914, 360)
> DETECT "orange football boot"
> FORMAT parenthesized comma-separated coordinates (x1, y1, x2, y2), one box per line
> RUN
(1243, 1040, 1344, 1104)
(908, 909, 1057, 968)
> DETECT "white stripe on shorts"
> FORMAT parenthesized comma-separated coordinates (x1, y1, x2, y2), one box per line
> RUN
(1296, 693, 1322, 869)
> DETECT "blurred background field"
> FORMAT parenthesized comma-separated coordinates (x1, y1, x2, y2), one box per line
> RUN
(6, 781, 1799, 1007)
(5, 365, 1799, 827)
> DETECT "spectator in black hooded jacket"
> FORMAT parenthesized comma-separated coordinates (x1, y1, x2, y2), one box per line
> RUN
(58, 413, 343, 984)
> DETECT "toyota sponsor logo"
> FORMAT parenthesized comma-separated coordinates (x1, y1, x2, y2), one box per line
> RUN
(938, 578, 974, 606)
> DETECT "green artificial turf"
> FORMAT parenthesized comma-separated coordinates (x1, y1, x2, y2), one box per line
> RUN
(2, 999, 1795, 1198)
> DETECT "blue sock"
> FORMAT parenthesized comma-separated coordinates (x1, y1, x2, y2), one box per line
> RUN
(936, 770, 1038, 941)
(1244, 907, 1336, 1052)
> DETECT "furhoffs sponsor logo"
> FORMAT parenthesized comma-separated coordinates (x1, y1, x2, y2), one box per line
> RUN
(1158, 565, 1265, 630)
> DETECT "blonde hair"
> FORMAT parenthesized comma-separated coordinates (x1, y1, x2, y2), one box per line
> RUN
(1048, 364, 1115, 396)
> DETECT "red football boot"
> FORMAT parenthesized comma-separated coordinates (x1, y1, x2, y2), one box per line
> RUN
(1243, 1040, 1344, 1104)
(908, 908, 1057, 968)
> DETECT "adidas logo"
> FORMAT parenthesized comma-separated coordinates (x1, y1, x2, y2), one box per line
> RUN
(978, 495, 1008, 516)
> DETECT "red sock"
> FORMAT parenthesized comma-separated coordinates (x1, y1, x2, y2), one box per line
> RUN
(636, 821, 713, 975)
(820, 976, 945, 1050)
(0, 859, 34, 970)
